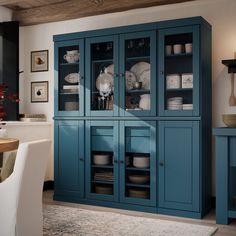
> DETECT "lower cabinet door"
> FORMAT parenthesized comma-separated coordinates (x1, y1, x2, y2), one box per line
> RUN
(85, 120, 119, 202)
(119, 120, 157, 207)
(158, 121, 199, 212)
(54, 120, 84, 198)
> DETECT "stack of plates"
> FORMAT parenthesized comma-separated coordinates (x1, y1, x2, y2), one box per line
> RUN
(128, 189, 149, 199)
(167, 97, 183, 110)
(183, 104, 193, 110)
(94, 171, 113, 181)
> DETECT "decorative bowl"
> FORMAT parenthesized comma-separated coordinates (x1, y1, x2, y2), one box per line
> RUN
(95, 186, 113, 195)
(93, 154, 110, 165)
(128, 189, 149, 199)
(222, 114, 236, 127)
(133, 156, 150, 168)
(128, 174, 150, 184)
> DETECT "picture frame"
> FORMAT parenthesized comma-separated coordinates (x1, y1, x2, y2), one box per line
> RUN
(31, 50, 49, 72)
(31, 81, 48, 103)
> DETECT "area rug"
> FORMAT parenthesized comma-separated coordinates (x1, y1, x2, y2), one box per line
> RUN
(43, 205, 217, 236)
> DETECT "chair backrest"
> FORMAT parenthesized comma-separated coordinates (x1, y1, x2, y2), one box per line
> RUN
(14, 139, 51, 236)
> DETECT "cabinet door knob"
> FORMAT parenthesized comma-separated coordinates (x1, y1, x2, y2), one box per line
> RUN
(114, 160, 118, 164)
(119, 73, 125, 77)
(159, 162, 164, 166)
(160, 71, 164, 75)
(80, 76, 84, 80)
(80, 158, 84, 162)
(120, 160, 124, 164)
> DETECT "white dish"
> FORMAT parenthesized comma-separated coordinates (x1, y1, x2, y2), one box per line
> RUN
(139, 94, 150, 110)
(64, 101, 79, 111)
(130, 62, 150, 82)
(96, 72, 114, 96)
(128, 174, 150, 184)
(93, 154, 110, 165)
(105, 64, 114, 75)
(133, 156, 150, 168)
(182, 73, 193, 88)
(166, 74, 181, 89)
(125, 71, 137, 90)
(64, 73, 80, 84)
(139, 69, 150, 90)
(173, 44, 182, 54)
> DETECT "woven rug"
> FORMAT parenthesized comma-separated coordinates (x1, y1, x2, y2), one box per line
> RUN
(43, 205, 217, 236)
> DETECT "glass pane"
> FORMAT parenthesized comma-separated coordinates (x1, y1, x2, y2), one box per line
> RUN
(91, 42, 114, 111)
(164, 33, 193, 111)
(58, 45, 80, 111)
(124, 37, 151, 111)
(125, 126, 151, 200)
(91, 126, 114, 195)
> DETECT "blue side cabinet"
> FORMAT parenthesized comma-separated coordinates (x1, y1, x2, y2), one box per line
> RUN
(158, 121, 200, 214)
(213, 128, 236, 224)
(54, 120, 84, 200)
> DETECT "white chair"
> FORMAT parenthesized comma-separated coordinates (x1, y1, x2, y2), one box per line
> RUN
(0, 139, 51, 236)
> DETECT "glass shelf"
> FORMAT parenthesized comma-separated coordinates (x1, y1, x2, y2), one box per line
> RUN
(166, 88, 193, 92)
(165, 53, 192, 58)
(92, 180, 114, 184)
(126, 89, 150, 94)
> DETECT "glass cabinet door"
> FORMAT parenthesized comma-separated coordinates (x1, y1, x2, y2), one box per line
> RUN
(158, 26, 199, 116)
(85, 35, 119, 116)
(54, 39, 84, 116)
(120, 31, 156, 116)
(119, 121, 156, 206)
(85, 121, 119, 202)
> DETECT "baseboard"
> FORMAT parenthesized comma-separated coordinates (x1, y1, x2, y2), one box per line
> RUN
(43, 181, 54, 191)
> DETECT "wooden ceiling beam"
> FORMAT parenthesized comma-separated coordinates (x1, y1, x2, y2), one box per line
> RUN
(12, 0, 196, 26)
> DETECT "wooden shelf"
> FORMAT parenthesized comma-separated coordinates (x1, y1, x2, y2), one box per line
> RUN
(126, 166, 150, 171)
(126, 89, 150, 94)
(60, 62, 79, 66)
(92, 164, 113, 169)
(126, 182, 150, 188)
(92, 180, 113, 184)
(165, 53, 192, 58)
(222, 59, 236, 73)
(166, 88, 193, 92)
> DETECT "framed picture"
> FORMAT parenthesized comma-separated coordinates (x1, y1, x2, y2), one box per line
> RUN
(31, 50, 48, 72)
(31, 81, 48, 103)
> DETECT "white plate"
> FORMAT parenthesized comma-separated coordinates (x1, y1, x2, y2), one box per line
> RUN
(139, 69, 150, 90)
(64, 73, 80, 84)
(105, 64, 114, 75)
(125, 71, 137, 90)
(130, 62, 150, 81)
(96, 72, 113, 96)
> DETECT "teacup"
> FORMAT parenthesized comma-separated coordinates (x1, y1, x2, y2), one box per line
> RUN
(63, 50, 80, 63)
(185, 43, 192, 54)
(173, 44, 182, 54)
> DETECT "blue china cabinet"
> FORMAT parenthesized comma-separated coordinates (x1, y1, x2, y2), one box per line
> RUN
(54, 16, 212, 219)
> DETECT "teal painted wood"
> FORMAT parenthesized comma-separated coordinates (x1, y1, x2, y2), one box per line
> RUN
(54, 39, 85, 117)
(158, 121, 199, 211)
(119, 31, 157, 117)
(215, 135, 229, 224)
(85, 35, 119, 116)
(85, 120, 119, 202)
(53, 17, 205, 42)
(54, 120, 84, 198)
(119, 120, 157, 206)
(158, 25, 200, 117)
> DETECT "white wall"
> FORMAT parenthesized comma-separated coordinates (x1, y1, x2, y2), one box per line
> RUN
(19, 0, 236, 191)
(0, 6, 12, 22)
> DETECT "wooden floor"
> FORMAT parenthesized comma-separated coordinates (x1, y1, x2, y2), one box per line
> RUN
(43, 191, 236, 236)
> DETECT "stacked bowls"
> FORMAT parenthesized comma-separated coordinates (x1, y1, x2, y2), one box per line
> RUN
(167, 97, 183, 110)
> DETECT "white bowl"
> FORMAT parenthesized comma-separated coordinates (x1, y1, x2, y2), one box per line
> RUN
(133, 156, 150, 168)
(95, 186, 113, 195)
(128, 189, 149, 199)
(128, 174, 150, 184)
(93, 154, 110, 165)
